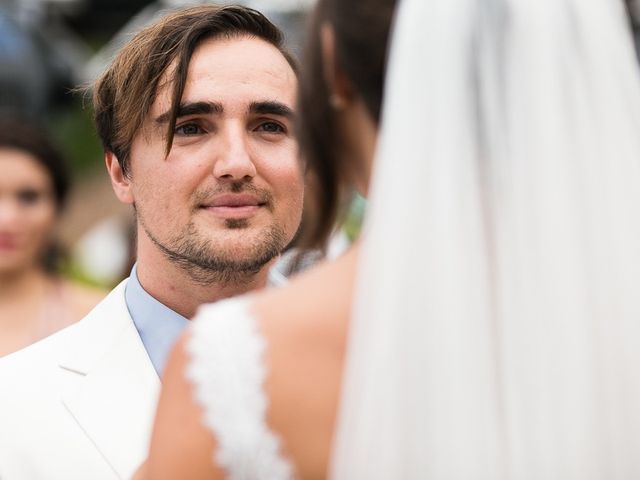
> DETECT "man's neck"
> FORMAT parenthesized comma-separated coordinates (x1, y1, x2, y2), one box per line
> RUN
(134, 251, 272, 319)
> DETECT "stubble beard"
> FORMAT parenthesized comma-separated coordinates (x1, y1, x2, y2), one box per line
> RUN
(141, 216, 286, 287)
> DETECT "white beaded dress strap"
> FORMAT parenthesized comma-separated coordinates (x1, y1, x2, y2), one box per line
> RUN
(186, 296, 293, 480)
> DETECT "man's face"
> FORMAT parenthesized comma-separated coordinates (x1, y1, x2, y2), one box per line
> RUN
(121, 35, 302, 279)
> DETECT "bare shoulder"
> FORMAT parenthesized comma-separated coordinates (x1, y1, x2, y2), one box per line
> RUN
(250, 245, 361, 478)
(60, 280, 108, 319)
(254, 245, 359, 337)
(252, 246, 358, 370)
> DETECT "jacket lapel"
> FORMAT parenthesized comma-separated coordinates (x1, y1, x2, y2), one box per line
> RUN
(58, 280, 161, 479)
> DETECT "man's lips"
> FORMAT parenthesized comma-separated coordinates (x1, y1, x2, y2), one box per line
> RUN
(207, 194, 262, 208)
(200, 194, 266, 219)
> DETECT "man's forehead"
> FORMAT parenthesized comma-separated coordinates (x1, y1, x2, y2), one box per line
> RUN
(185, 36, 296, 93)
(150, 35, 296, 116)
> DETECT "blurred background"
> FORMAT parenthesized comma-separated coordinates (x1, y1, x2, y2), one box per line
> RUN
(0, 0, 319, 287)
(4, 0, 640, 289)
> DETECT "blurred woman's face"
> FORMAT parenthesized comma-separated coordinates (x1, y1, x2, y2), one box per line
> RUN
(0, 148, 57, 274)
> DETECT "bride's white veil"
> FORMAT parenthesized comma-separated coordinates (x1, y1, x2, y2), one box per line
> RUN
(331, 0, 640, 478)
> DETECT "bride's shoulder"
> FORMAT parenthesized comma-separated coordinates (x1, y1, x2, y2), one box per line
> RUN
(155, 247, 360, 480)
(191, 244, 358, 332)
(255, 245, 359, 335)
(184, 245, 361, 377)
(252, 247, 359, 477)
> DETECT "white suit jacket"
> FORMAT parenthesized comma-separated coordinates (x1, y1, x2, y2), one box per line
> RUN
(0, 280, 160, 480)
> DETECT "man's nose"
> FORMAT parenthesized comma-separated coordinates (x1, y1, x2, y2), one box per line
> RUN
(212, 126, 257, 181)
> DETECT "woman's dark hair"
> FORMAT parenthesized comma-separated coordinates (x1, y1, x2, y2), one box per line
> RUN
(0, 113, 70, 209)
(296, 0, 397, 249)
(0, 113, 71, 272)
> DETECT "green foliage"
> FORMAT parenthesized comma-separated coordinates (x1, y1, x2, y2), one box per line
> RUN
(342, 193, 367, 241)
(48, 98, 103, 177)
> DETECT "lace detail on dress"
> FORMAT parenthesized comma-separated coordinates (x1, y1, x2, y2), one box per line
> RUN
(186, 296, 294, 480)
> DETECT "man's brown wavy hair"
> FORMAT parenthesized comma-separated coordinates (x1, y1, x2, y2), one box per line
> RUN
(92, 4, 296, 177)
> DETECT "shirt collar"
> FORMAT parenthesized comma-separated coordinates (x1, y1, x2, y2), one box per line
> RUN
(125, 261, 288, 377)
(267, 261, 288, 287)
(125, 264, 188, 377)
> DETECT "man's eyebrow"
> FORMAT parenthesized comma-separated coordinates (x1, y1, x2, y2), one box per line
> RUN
(249, 101, 294, 119)
(155, 101, 223, 124)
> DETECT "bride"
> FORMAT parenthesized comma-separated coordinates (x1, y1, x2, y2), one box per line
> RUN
(145, 0, 640, 478)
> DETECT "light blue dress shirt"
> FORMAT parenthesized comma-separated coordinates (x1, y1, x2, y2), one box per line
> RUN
(125, 265, 188, 377)
(124, 263, 288, 377)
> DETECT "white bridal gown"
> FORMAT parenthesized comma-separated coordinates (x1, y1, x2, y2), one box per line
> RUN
(187, 297, 294, 480)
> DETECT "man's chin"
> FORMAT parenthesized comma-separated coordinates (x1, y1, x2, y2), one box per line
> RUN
(210, 243, 279, 267)
(223, 218, 251, 229)
(190, 223, 286, 270)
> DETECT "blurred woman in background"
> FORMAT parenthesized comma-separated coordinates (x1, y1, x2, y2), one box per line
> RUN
(0, 115, 105, 356)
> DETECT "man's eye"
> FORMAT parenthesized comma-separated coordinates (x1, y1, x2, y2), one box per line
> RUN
(257, 122, 285, 134)
(16, 189, 43, 205)
(175, 123, 203, 135)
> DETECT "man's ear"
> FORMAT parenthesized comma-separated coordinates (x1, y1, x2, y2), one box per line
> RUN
(320, 23, 352, 109)
(105, 151, 134, 205)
